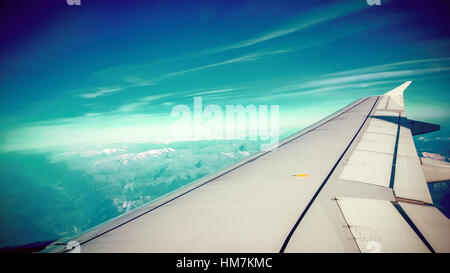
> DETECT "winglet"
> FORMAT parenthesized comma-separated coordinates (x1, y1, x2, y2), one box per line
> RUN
(384, 81, 412, 109)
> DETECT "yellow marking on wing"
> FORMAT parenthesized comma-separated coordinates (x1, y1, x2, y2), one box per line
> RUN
(293, 173, 309, 177)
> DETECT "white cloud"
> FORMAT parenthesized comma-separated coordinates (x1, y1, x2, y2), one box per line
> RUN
(251, 59, 450, 101)
(301, 67, 450, 88)
(161, 48, 294, 79)
(328, 57, 450, 77)
(187, 88, 236, 97)
(141, 94, 174, 102)
(80, 48, 292, 102)
(210, 0, 367, 53)
(114, 93, 176, 113)
(77, 80, 155, 99)
(79, 87, 123, 99)
(116, 102, 149, 113)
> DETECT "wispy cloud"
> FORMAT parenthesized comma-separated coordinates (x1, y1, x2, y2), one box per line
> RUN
(88, 0, 365, 79)
(106, 56, 450, 111)
(256, 57, 450, 100)
(162, 48, 294, 79)
(186, 88, 236, 97)
(209, 0, 368, 53)
(78, 49, 289, 100)
(282, 57, 450, 93)
(328, 57, 450, 77)
(114, 86, 246, 113)
(114, 93, 175, 113)
(301, 67, 450, 88)
(79, 87, 123, 99)
(79, 2, 400, 101)
(77, 79, 155, 99)
(84, 113, 102, 117)
(259, 81, 399, 101)
(115, 102, 149, 113)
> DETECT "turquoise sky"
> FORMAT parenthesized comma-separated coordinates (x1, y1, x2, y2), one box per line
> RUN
(1, 0, 449, 151)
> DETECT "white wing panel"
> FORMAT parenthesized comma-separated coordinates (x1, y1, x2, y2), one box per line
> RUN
(338, 108, 399, 187)
(399, 202, 450, 253)
(386, 99, 403, 111)
(365, 118, 397, 136)
(336, 197, 430, 253)
(356, 132, 396, 155)
(376, 96, 388, 110)
(374, 110, 399, 117)
(339, 150, 392, 187)
(393, 113, 433, 203)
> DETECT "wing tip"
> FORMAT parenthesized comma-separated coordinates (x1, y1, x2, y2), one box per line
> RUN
(385, 81, 412, 96)
(403, 80, 412, 88)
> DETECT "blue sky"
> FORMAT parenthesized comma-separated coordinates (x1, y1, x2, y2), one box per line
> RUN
(1, 0, 450, 151)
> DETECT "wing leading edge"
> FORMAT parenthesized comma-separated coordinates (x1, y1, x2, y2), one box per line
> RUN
(43, 82, 449, 253)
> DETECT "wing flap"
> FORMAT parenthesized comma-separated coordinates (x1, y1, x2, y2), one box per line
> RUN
(336, 197, 430, 253)
(338, 110, 398, 188)
(393, 113, 433, 203)
(398, 202, 450, 253)
(339, 150, 393, 187)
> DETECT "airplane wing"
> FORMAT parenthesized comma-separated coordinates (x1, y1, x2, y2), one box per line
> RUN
(43, 81, 450, 253)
